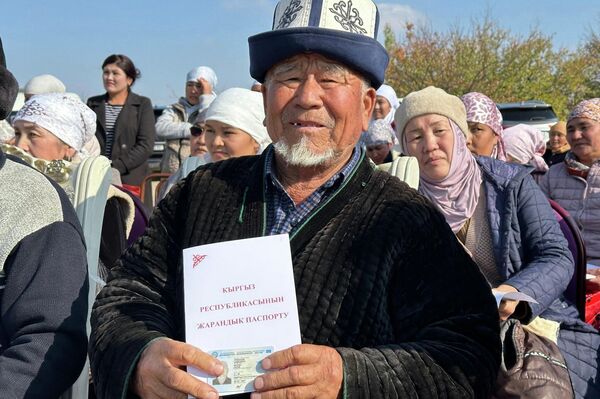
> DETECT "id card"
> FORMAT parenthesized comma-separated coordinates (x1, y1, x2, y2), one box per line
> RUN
(208, 346, 273, 395)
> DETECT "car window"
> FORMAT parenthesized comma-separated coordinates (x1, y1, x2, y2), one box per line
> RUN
(500, 108, 557, 122)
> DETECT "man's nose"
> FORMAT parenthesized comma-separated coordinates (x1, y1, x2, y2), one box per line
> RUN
(295, 76, 324, 109)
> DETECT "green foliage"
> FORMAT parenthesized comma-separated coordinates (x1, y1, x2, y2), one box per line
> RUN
(384, 16, 600, 119)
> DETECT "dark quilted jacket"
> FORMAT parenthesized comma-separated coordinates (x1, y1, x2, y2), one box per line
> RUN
(477, 156, 600, 398)
(90, 151, 501, 398)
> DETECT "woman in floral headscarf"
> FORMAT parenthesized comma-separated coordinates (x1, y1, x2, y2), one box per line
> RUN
(361, 119, 399, 165)
(7, 92, 97, 182)
(540, 98, 600, 267)
(461, 92, 506, 160)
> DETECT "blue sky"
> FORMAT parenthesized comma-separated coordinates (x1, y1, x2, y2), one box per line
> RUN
(2, 0, 598, 105)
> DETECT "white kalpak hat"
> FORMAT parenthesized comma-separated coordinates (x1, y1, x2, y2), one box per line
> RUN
(249, 0, 389, 88)
(13, 92, 96, 153)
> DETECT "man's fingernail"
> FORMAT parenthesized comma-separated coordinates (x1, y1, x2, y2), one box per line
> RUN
(261, 358, 271, 369)
(207, 392, 218, 399)
(254, 376, 264, 390)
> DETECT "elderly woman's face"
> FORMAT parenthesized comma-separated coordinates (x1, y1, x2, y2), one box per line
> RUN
(204, 120, 259, 162)
(404, 114, 454, 181)
(13, 120, 75, 161)
(467, 122, 497, 156)
(567, 117, 600, 165)
(373, 96, 391, 120)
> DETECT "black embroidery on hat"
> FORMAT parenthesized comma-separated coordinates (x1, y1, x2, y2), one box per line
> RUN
(329, 0, 367, 34)
(276, 0, 304, 29)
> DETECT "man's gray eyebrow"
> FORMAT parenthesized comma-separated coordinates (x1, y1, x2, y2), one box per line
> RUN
(271, 62, 301, 76)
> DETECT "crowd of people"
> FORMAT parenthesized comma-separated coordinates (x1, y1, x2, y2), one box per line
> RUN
(1, 0, 600, 398)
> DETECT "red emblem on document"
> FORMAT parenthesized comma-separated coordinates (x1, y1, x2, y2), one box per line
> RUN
(192, 255, 207, 268)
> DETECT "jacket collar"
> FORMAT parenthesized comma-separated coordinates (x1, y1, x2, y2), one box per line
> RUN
(89, 91, 142, 107)
(476, 155, 532, 190)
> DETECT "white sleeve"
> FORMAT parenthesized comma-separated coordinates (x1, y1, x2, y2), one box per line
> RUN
(155, 106, 192, 139)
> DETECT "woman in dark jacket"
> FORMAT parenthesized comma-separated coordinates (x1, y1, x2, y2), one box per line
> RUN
(396, 86, 600, 398)
(87, 54, 155, 192)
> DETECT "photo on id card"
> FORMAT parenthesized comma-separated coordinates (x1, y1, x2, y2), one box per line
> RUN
(207, 346, 273, 395)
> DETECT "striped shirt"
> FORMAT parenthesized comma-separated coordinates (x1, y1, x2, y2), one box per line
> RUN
(104, 103, 123, 158)
(264, 145, 363, 235)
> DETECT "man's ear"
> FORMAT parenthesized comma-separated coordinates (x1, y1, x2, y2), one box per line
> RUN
(362, 87, 377, 132)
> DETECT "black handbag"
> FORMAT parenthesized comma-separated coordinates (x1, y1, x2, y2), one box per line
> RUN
(493, 319, 574, 398)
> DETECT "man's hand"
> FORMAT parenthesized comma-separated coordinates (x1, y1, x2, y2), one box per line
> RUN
(132, 338, 223, 399)
(198, 78, 213, 95)
(251, 344, 343, 399)
(586, 268, 600, 293)
(496, 284, 520, 321)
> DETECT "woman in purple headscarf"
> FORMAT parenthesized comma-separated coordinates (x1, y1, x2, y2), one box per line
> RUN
(461, 92, 506, 160)
(396, 86, 600, 399)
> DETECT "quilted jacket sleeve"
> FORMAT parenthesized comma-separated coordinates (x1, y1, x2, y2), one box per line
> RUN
(89, 178, 187, 399)
(503, 174, 574, 321)
(339, 195, 501, 398)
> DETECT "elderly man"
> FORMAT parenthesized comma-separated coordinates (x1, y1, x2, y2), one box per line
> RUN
(157, 66, 217, 173)
(90, 1, 500, 398)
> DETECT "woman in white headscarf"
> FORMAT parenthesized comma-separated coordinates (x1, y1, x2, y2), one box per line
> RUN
(158, 88, 271, 200)
(10, 92, 96, 163)
(373, 84, 400, 127)
(204, 87, 271, 161)
(8, 92, 144, 276)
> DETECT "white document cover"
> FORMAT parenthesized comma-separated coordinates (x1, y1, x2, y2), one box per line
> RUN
(183, 234, 301, 395)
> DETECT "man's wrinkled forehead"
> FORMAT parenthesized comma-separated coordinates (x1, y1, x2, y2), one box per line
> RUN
(266, 53, 362, 80)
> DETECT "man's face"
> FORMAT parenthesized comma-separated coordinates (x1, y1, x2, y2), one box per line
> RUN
(262, 53, 376, 167)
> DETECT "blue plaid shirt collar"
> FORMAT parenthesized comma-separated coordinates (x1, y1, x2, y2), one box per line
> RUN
(263, 145, 363, 235)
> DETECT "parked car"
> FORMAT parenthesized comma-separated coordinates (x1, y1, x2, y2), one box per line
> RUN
(496, 100, 558, 142)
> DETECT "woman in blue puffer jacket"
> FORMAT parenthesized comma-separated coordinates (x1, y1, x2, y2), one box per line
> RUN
(395, 86, 600, 398)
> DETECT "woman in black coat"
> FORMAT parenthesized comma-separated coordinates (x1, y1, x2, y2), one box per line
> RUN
(87, 54, 155, 192)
